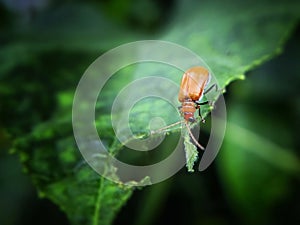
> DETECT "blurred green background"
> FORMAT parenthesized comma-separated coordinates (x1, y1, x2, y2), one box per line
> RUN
(0, 0, 299, 225)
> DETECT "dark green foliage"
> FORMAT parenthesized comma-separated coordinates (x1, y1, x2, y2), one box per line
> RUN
(1, 0, 299, 225)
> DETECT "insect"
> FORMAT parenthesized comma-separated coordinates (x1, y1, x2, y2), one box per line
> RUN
(151, 66, 216, 150)
(178, 66, 211, 123)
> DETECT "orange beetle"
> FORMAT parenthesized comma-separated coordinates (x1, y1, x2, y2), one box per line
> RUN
(178, 66, 211, 123)
(151, 66, 214, 150)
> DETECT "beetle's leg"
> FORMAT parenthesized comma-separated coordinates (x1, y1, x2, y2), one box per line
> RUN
(177, 105, 183, 117)
(195, 101, 209, 106)
(199, 83, 223, 107)
(198, 110, 205, 123)
(204, 83, 217, 95)
(204, 83, 224, 103)
(194, 104, 206, 123)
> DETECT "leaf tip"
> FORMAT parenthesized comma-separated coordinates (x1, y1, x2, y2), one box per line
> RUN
(183, 131, 199, 172)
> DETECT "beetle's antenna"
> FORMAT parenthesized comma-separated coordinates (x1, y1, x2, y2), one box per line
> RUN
(150, 120, 184, 135)
(184, 120, 205, 150)
(150, 120, 205, 150)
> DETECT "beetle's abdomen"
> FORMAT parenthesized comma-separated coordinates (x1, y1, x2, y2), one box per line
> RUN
(180, 100, 196, 122)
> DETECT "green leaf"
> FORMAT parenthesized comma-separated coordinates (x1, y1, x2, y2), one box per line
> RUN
(11, 118, 135, 225)
(163, 0, 299, 88)
(2, 0, 299, 225)
(183, 130, 199, 172)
